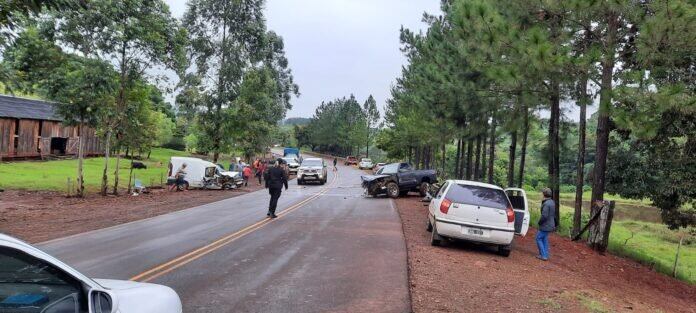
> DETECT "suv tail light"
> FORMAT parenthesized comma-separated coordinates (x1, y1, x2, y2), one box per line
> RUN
(440, 198, 452, 214)
(506, 205, 515, 223)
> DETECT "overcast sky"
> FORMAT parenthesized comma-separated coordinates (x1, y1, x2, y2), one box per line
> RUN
(164, 0, 442, 119)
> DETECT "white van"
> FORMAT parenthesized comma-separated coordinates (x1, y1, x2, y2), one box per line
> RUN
(168, 157, 242, 189)
(426, 180, 529, 257)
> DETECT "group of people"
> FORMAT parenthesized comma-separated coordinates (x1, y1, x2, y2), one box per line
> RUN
(235, 158, 270, 187)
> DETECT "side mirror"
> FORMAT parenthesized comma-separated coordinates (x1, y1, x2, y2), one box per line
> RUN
(90, 290, 114, 313)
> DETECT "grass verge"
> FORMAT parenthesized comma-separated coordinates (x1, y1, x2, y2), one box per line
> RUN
(0, 148, 190, 192)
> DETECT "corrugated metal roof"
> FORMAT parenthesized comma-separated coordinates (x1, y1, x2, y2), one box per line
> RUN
(0, 94, 62, 121)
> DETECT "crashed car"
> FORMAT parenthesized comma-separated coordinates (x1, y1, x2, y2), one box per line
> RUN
(361, 162, 437, 198)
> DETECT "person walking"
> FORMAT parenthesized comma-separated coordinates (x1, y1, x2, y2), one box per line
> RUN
(242, 165, 252, 187)
(264, 158, 288, 218)
(257, 160, 266, 185)
(536, 187, 556, 261)
(333, 157, 338, 172)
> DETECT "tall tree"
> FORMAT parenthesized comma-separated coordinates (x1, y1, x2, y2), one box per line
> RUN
(46, 0, 187, 195)
(363, 95, 380, 158)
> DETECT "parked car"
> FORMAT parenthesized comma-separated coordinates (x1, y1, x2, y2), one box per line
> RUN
(426, 180, 530, 257)
(297, 158, 328, 185)
(344, 156, 358, 166)
(282, 157, 301, 174)
(361, 162, 437, 198)
(168, 157, 242, 189)
(373, 162, 386, 174)
(0, 233, 182, 313)
(358, 158, 374, 170)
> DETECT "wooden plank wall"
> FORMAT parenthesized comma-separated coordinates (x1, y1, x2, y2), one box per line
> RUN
(0, 118, 16, 157)
(16, 119, 40, 157)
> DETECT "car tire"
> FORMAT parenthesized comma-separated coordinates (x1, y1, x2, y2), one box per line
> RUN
(426, 218, 433, 232)
(386, 182, 399, 198)
(497, 244, 512, 257)
(431, 223, 443, 246)
(419, 182, 430, 197)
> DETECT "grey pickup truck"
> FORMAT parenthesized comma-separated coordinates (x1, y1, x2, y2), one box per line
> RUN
(361, 162, 437, 198)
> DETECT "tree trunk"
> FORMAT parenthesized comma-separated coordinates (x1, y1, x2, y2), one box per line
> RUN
(549, 80, 561, 226)
(474, 136, 482, 181)
(113, 148, 120, 195)
(100, 130, 111, 196)
(414, 146, 421, 169)
(76, 119, 85, 197)
(481, 132, 487, 181)
(507, 131, 517, 188)
(518, 103, 529, 188)
(488, 114, 497, 184)
(441, 143, 446, 176)
(592, 11, 618, 207)
(466, 138, 474, 179)
(455, 138, 461, 178)
(127, 157, 134, 194)
(573, 71, 590, 237)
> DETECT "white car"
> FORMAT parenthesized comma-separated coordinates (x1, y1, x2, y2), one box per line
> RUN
(169, 156, 242, 189)
(426, 180, 529, 257)
(0, 233, 182, 312)
(282, 157, 300, 174)
(358, 158, 374, 170)
(297, 158, 328, 185)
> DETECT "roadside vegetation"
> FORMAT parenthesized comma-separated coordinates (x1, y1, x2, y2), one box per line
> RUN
(0, 148, 189, 192)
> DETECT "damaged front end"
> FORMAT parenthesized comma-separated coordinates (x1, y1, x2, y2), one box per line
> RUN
(361, 174, 391, 196)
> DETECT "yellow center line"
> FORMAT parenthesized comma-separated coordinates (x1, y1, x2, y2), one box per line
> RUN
(130, 172, 339, 283)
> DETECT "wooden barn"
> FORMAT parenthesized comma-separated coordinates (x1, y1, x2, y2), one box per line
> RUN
(0, 94, 102, 159)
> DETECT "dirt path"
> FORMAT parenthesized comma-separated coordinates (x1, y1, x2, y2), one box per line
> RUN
(0, 183, 265, 243)
(395, 196, 696, 313)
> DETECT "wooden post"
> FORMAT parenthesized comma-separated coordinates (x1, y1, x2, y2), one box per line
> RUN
(587, 200, 615, 253)
(673, 235, 684, 278)
(66, 177, 71, 197)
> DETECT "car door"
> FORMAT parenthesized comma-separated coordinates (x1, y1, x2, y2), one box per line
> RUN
(398, 163, 417, 188)
(505, 188, 530, 236)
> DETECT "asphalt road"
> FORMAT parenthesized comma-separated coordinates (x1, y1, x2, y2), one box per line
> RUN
(39, 160, 410, 313)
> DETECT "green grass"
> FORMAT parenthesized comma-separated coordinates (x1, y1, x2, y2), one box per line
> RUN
(527, 198, 696, 284)
(0, 148, 191, 192)
(575, 292, 611, 313)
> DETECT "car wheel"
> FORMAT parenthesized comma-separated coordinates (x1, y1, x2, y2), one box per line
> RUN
(431, 223, 443, 246)
(386, 182, 399, 198)
(497, 244, 512, 257)
(419, 182, 430, 197)
(426, 218, 433, 232)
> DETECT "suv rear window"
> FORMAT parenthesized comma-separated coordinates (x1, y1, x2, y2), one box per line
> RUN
(446, 184, 510, 210)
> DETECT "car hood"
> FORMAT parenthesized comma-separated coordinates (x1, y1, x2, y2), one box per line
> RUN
(300, 166, 323, 170)
(94, 279, 182, 313)
(360, 174, 390, 182)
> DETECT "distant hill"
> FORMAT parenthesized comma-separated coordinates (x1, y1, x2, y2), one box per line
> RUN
(282, 117, 311, 126)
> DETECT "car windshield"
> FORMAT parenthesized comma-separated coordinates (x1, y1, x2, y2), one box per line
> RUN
(302, 159, 322, 167)
(380, 163, 400, 174)
(446, 184, 511, 210)
(283, 158, 297, 164)
(362, 159, 372, 163)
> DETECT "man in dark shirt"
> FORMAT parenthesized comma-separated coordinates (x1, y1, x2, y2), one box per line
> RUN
(264, 158, 289, 218)
(536, 187, 557, 261)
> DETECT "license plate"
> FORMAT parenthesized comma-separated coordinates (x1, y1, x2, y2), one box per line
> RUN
(467, 228, 484, 235)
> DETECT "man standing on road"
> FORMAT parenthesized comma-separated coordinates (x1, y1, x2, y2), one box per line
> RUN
(333, 157, 338, 172)
(264, 158, 288, 218)
(536, 188, 556, 261)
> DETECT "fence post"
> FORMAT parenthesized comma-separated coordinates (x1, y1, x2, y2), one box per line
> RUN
(66, 177, 71, 197)
(673, 234, 684, 278)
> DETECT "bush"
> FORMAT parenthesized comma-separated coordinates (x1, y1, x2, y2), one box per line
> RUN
(161, 136, 186, 151)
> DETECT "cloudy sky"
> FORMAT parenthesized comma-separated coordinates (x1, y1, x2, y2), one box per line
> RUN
(164, 0, 442, 118)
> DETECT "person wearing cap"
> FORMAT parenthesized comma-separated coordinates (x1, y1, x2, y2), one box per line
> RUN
(536, 187, 556, 261)
(264, 158, 289, 218)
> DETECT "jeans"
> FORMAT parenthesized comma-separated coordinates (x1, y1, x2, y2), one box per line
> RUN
(536, 230, 550, 259)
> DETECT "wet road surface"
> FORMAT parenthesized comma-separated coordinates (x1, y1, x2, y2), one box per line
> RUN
(40, 160, 410, 312)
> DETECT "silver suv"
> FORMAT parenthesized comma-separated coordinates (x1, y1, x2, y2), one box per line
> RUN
(298, 158, 328, 185)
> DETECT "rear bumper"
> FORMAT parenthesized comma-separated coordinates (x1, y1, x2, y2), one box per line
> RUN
(434, 217, 514, 245)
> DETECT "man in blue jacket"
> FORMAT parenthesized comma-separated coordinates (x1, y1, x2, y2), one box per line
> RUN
(536, 188, 556, 261)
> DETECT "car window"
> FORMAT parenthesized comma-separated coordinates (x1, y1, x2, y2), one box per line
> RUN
(380, 163, 399, 174)
(362, 159, 371, 162)
(446, 184, 511, 210)
(0, 247, 87, 313)
(435, 182, 449, 199)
